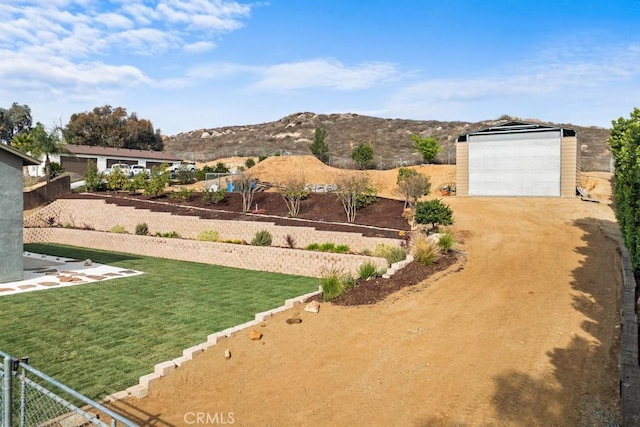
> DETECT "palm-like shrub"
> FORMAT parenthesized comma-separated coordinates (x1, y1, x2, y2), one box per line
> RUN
(251, 230, 272, 246)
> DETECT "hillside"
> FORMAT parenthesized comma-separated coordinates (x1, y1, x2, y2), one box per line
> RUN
(164, 112, 612, 171)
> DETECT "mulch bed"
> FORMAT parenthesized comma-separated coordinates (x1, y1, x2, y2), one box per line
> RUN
(318, 251, 461, 306)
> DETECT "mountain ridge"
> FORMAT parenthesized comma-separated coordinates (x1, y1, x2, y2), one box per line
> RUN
(164, 112, 612, 171)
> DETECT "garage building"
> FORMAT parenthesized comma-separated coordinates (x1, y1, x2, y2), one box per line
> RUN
(455, 122, 580, 197)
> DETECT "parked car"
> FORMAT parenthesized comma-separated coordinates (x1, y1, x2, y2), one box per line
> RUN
(104, 163, 131, 176)
(169, 161, 196, 178)
(129, 165, 149, 177)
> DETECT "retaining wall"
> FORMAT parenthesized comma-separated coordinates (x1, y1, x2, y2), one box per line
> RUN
(23, 175, 71, 210)
(23, 228, 389, 278)
(24, 198, 401, 253)
(619, 241, 640, 426)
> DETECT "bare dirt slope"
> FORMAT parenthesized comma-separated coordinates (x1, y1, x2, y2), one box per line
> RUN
(108, 173, 621, 425)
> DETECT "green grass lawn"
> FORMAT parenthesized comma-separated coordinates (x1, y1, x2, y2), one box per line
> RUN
(0, 243, 317, 400)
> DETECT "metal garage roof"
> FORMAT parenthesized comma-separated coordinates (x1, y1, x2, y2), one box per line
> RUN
(456, 121, 576, 142)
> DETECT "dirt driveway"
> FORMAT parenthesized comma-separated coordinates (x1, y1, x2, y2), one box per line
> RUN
(108, 175, 621, 426)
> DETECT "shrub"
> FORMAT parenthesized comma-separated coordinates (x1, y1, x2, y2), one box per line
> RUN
(437, 230, 455, 252)
(319, 242, 335, 252)
(319, 268, 345, 300)
(251, 230, 272, 246)
(176, 169, 195, 185)
(414, 199, 454, 232)
(358, 261, 379, 280)
(372, 243, 407, 265)
(334, 244, 350, 254)
(245, 158, 256, 168)
(48, 161, 64, 179)
(110, 225, 127, 234)
(125, 172, 147, 194)
(106, 168, 128, 191)
(135, 223, 149, 235)
(195, 165, 214, 181)
(196, 229, 219, 242)
(202, 188, 225, 204)
(285, 234, 296, 249)
(306, 243, 320, 251)
(319, 267, 356, 299)
(412, 234, 440, 266)
(360, 248, 372, 256)
(83, 160, 103, 192)
(154, 231, 180, 238)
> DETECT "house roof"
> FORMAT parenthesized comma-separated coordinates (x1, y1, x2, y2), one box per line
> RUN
(0, 143, 40, 166)
(63, 145, 182, 161)
(456, 121, 576, 142)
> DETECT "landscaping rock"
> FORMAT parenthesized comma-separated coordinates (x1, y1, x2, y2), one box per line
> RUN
(224, 349, 232, 359)
(84, 259, 92, 266)
(304, 301, 320, 313)
(286, 317, 303, 324)
(249, 330, 262, 341)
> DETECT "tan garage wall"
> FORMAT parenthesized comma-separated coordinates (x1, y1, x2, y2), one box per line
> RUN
(455, 142, 469, 197)
(560, 136, 579, 197)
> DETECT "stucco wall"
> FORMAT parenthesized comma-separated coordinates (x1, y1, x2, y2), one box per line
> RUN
(0, 150, 24, 283)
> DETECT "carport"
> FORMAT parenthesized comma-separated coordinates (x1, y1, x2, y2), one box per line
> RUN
(455, 122, 580, 197)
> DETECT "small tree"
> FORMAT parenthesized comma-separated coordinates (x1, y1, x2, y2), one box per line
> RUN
(233, 173, 259, 212)
(278, 176, 309, 217)
(245, 158, 256, 168)
(398, 172, 431, 208)
(412, 134, 442, 164)
(351, 142, 374, 169)
(335, 173, 377, 223)
(310, 126, 329, 163)
(125, 171, 147, 194)
(145, 164, 169, 198)
(106, 167, 128, 191)
(414, 199, 453, 232)
(213, 162, 230, 173)
(83, 160, 103, 192)
(396, 166, 418, 184)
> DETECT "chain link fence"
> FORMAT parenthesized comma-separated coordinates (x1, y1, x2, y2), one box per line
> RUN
(0, 350, 136, 427)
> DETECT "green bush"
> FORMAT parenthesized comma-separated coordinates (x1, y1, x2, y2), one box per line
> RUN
(176, 169, 195, 185)
(412, 234, 440, 266)
(251, 230, 272, 246)
(106, 168, 128, 191)
(202, 188, 225, 204)
(196, 229, 219, 242)
(319, 267, 356, 299)
(372, 244, 407, 265)
(306, 243, 320, 251)
(110, 225, 127, 234)
(135, 223, 149, 235)
(319, 242, 335, 252)
(437, 230, 455, 252)
(83, 161, 103, 192)
(414, 199, 454, 232)
(358, 261, 379, 280)
(334, 244, 350, 254)
(245, 158, 256, 168)
(154, 231, 180, 238)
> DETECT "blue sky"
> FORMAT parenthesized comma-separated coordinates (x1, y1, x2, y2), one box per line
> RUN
(1, 0, 639, 135)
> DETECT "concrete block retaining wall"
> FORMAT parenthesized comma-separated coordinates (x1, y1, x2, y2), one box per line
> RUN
(618, 241, 640, 425)
(23, 227, 389, 278)
(25, 198, 401, 253)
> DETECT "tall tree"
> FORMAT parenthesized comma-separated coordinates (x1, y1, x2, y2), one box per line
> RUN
(63, 105, 163, 151)
(21, 122, 70, 182)
(0, 102, 33, 144)
(309, 126, 329, 163)
(412, 134, 442, 163)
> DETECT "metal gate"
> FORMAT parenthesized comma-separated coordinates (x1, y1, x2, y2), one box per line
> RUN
(0, 350, 136, 427)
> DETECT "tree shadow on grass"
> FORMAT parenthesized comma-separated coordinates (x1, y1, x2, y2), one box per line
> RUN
(490, 218, 622, 426)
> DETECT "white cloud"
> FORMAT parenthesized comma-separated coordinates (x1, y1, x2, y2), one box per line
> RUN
(184, 41, 217, 54)
(253, 59, 398, 91)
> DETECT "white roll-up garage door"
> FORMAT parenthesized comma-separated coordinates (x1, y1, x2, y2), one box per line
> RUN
(468, 130, 561, 196)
